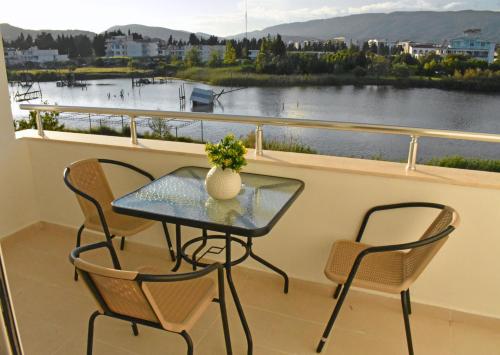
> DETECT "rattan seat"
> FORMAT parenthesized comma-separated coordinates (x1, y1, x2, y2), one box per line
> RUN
(139, 267, 216, 333)
(316, 203, 460, 355)
(64, 158, 175, 278)
(72, 244, 231, 355)
(325, 240, 406, 294)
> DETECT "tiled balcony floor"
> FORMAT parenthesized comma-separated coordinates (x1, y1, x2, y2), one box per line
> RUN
(2, 222, 500, 355)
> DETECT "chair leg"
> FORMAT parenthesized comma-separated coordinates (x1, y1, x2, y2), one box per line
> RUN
(131, 322, 139, 336)
(406, 289, 412, 315)
(317, 282, 351, 353)
(401, 291, 414, 355)
(162, 222, 176, 261)
(87, 311, 100, 355)
(180, 331, 193, 355)
(333, 284, 342, 299)
(120, 237, 125, 251)
(74, 224, 85, 281)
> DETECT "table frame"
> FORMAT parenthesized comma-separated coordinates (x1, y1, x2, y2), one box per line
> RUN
(112, 167, 305, 355)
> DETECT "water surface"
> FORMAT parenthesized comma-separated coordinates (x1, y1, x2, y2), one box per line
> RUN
(9, 79, 500, 161)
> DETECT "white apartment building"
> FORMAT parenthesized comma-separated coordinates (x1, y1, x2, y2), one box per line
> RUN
(4, 47, 69, 65)
(407, 43, 441, 59)
(105, 36, 159, 58)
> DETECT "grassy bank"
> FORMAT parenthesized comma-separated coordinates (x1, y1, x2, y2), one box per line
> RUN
(176, 67, 500, 92)
(427, 156, 500, 173)
(8, 67, 151, 82)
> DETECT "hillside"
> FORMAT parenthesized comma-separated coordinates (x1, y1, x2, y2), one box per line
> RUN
(105, 24, 212, 41)
(231, 10, 500, 43)
(0, 23, 95, 41)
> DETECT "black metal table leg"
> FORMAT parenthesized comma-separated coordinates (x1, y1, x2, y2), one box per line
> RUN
(248, 238, 289, 294)
(225, 232, 253, 355)
(191, 229, 209, 271)
(171, 224, 183, 272)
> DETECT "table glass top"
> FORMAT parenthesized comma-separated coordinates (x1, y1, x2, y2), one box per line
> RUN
(112, 166, 304, 236)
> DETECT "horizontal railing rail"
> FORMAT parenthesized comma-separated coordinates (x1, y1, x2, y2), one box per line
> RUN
(19, 104, 500, 171)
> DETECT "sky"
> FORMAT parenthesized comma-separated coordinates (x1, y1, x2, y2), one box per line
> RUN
(1, 0, 499, 37)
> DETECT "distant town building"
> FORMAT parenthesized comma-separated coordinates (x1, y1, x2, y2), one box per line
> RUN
(4, 47, 69, 65)
(441, 29, 496, 63)
(407, 43, 441, 58)
(105, 35, 159, 58)
(248, 49, 259, 60)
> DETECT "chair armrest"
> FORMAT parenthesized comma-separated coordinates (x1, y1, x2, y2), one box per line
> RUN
(69, 241, 110, 264)
(98, 159, 155, 181)
(344, 225, 455, 289)
(355, 202, 445, 242)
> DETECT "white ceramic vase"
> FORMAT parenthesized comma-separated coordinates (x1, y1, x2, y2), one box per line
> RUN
(205, 166, 242, 200)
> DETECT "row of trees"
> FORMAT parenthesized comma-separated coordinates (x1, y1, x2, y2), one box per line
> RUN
(3, 29, 141, 59)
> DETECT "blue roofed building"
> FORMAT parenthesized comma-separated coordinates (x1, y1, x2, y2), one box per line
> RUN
(442, 29, 496, 63)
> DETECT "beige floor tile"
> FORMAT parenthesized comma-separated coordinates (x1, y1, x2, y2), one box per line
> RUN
(239, 268, 336, 324)
(1, 222, 498, 355)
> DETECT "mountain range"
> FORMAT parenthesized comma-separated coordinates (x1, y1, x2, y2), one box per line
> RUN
(1, 10, 500, 44)
(231, 10, 500, 43)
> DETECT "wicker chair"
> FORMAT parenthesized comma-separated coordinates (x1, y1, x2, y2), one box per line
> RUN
(64, 159, 175, 280)
(316, 203, 460, 355)
(71, 242, 232, 355)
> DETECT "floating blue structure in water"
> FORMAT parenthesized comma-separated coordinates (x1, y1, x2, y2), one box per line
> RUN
(190, 88, 214, 106)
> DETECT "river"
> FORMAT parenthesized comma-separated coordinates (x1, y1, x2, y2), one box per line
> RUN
(9, 78, 500, 162)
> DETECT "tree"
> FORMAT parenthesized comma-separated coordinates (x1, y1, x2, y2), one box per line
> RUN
(148, 118, 171, 139)
(392, 63, 411, 78)
(185, 47, 201, 67)
(223, 41, 237, 65)
(208, 50, 221, 67)
(371, 55, 390, 77)
(15, 111, 64, 131)
(188, 33, 200, 45)
(92, 34, 106, 57)
(271, 34, 287, 57)
(73, 35, 93, 57)
(35, 32, 57, 49)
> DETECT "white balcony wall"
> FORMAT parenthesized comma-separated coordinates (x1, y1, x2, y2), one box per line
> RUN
(0, 37, 39, 236)
(15, 131, 500, 320)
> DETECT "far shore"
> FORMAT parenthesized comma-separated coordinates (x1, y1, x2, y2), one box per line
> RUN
(7, 66, 500, 93)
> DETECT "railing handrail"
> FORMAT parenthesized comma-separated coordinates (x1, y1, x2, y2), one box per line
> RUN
(19, 104, 500, 143)
(18, 103, 500, 171)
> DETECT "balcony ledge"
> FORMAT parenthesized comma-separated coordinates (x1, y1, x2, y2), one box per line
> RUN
(16, 129, 500, 190)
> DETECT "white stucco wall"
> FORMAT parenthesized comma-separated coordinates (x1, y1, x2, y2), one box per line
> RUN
(0, 37, 39, 237)
(19, 134, 500, 319)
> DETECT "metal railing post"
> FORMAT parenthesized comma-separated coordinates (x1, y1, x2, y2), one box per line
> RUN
(406, 135, 419, 171)
(130, 116, 138, 145)
(255, 125, 263, 156)
(35, 110, 44, 137)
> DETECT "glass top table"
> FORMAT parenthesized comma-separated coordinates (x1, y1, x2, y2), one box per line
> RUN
(112, 166, 304, 355)
(112, 166, 304, 237)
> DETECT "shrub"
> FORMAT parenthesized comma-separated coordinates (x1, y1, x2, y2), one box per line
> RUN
(15, 110, 64, 131)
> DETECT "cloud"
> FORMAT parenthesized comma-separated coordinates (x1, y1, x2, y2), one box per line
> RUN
(442, 1, 464, 9)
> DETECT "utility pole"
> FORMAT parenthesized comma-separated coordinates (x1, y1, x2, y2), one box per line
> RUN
(245, 0, 248, 40)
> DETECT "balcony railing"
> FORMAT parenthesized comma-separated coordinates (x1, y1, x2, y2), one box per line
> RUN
(19, 103, 500, 171)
